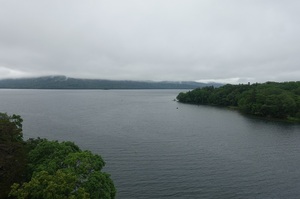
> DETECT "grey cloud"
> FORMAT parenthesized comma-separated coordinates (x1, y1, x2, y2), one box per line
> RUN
(0, 0, 299, 83)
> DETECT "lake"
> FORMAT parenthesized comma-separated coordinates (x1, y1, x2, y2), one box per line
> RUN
(1, 89, 300, 199)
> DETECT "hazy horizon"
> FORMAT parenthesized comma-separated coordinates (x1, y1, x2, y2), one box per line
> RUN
(1, 74, 298, 85)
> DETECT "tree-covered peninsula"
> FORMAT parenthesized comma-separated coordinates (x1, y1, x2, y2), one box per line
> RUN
(177, 81, 300, 121)
(0, 113, 116, 199)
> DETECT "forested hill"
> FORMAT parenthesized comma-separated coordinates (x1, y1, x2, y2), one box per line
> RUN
(0, 76, 222, 89)
(177, 81, 300, 121)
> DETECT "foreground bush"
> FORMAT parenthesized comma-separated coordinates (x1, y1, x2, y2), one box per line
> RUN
(0, 113, 116, 199)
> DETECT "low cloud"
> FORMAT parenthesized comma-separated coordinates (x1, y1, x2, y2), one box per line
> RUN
(0, 0, 299, 83)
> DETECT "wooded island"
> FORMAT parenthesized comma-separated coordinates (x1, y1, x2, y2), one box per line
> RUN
(177, 81, 300, 122)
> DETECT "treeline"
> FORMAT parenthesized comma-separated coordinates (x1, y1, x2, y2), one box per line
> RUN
(177, 81, 300, 120)
(0, 113, 116, 199)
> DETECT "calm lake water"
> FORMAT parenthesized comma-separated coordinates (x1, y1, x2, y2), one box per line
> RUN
(1, 89, 300, 199)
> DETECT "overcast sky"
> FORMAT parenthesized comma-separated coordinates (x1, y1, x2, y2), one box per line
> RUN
(0, 0, 299, 83)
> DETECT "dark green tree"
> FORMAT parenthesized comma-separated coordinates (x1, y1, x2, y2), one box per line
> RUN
(10, 139, 116, 199)
(0, 113, 26, 198)
(0, 113, 116, 198)
(177, 81, 300, 121)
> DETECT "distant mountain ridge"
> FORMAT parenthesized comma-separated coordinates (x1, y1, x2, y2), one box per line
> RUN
(0, 76, 222, 89)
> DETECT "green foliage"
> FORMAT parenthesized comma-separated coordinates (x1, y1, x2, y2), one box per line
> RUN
(10, 170, 90, 199)
(177, 81, 300, 120)
(0, 113, 26, 198)
(0, 113, 23, 142)
(10, 139, 116, 199)
(63, 151, 105, 174)
(0, 113, 116, 199)
(26, 140, 81, 175)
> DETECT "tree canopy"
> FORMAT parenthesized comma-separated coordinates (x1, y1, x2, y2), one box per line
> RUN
(0, 113, 26, 198)
(0, 113, 116, 199)
(177, 81, 300, 121)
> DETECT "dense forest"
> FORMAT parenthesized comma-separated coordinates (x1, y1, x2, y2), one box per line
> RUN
(177, 81, 300, 121)
(0, 113, 116, 199)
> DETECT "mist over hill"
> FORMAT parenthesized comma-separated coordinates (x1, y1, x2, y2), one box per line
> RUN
(0, 76, 222, 89)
